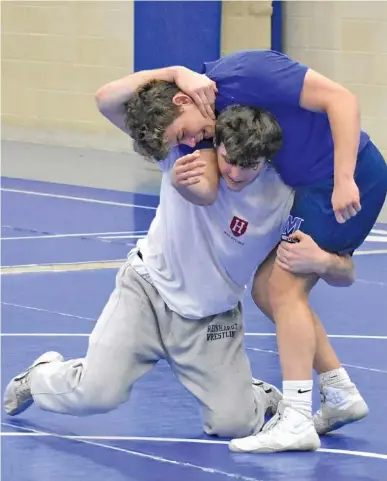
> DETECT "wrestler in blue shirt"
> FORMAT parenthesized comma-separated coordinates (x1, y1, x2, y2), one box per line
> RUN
(202, 50, 387, 255)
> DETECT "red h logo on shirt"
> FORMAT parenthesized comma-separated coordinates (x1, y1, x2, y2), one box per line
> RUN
(230, 216, 248, 237)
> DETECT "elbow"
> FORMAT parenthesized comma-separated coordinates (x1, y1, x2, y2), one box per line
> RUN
(94, 86, 104, 103)
(342, 256, 356, 287)
(343, 267, 356, 287)
(192, 190, 217, 206)
(202, 180, 219, 205)
(95, 85, 108, 113)
(345, 90, 360, 118)
(341, 87, 358, 104)
(347, 88, 359, 105)
(95, 84, 117, 115)
(336, 265, 356, 288)
(200, 187, 218, 205)
(329, 88, 359, 115)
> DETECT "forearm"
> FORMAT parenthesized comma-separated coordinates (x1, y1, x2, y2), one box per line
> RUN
(172, 180, 218, 206)
(317, 252, 355, 287)
(95, 66, 180, 132)
(327, 91, 361, 183)
(172, 150, 219, 206)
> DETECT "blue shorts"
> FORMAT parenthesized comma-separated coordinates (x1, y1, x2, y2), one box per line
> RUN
(282, 141, 387, 254)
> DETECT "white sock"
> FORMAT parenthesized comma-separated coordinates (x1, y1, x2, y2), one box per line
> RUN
(319, 368, 353, 389)
(283, 380, 313, 415)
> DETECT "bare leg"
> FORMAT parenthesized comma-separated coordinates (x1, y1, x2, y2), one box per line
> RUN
(267, 264, 316, 381)
(229, 253, 322, 453)
(250, 251, 368, 440)
(252, 250, 341, 375)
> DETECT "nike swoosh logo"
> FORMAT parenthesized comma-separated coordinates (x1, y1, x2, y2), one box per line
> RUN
(253, 381, 273, 394)
(298, 389, 312, 394)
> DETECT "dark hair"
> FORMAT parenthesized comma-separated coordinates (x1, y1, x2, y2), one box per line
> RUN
(214, 105, 283, 168)
(124, 80, 182, 160)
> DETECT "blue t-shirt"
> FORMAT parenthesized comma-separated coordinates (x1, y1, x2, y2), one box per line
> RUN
(203, 50, 370, 187)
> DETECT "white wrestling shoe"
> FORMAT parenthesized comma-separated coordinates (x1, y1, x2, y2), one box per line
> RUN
(314, 384, 369, 435)
(252, 378, 282, 416)
(4, 351, 64, 416)
(229, 401, 321, 453)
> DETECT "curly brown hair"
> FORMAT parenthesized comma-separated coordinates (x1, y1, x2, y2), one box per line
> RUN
(214, 105, 283, 168)
(124, 80, 183, 160)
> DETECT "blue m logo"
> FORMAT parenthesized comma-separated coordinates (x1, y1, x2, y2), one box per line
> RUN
(282, 215, 304, 236)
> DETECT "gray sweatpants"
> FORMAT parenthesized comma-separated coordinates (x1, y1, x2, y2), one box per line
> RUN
(30, 256, 265, 437)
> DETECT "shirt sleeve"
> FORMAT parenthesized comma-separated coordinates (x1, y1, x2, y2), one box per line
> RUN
(178, 140, 214, 155)
(158, 142, 214, 172)
(158, 148, 181, 172)
(204, 50, 309, 108)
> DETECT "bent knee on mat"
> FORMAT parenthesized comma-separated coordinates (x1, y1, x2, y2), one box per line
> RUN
(204, 409, 257, 438)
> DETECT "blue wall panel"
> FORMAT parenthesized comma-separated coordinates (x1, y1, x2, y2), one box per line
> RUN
(271, 1, 283, 52)
(134, 0, 222, 73)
